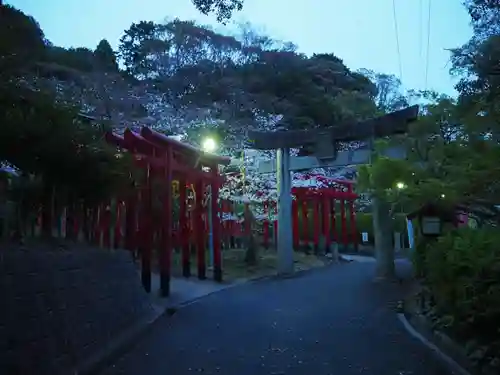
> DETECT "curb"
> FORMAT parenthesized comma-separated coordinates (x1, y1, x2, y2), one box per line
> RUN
(77, 307, 165, 375)
(397, 313, 473, 375)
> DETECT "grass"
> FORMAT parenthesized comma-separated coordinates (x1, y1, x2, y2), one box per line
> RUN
(169, 247, 330, 281)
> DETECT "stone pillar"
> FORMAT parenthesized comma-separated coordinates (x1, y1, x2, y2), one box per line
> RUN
(372, 196, 395, 280)
(276, 148, 294, 274)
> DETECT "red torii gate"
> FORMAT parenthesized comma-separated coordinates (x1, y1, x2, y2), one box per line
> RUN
(292, 178, 358, 252)
(105, 127, 230, 296)
(259, 177, 358, 252)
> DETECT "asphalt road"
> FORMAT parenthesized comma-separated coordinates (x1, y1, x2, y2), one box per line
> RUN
(103, 261, 454, 375)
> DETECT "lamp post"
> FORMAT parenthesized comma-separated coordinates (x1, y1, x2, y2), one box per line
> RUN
(202, 137, 217, 269)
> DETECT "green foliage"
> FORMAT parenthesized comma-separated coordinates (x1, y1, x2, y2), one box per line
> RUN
(0, 84, 133, 204)
(94, 39, 119, 72)
(0, 4, 134, 213)
(416, 228, 500, 369)
(357, 91, 500, 212)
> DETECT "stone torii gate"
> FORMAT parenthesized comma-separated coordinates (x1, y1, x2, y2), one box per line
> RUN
(247, 105, 419, 277)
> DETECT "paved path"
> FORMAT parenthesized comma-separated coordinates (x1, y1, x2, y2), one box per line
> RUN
(103, 261, 454, 375)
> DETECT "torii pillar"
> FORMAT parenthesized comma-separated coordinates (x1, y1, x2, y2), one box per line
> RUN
(276, 148, 294, 274)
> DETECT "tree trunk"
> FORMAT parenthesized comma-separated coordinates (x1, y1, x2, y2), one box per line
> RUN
(373, 196, 396, 280)
(243, 207, 258, 266)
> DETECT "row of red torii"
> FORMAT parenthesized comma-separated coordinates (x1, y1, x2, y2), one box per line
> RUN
(103, 127, 358, 296)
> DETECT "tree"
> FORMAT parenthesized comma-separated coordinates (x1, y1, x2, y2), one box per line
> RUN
(94, 39, 119, 72)
(191, 0, 244, 23)
(451, 1, 500, 141)
(464, 0, 500, 40)
(358, 69, 408, 113)
(0, 5, 136, 237)
(118, 21, 168, 78)
(0, 4, 46, 77)
(117, 20, 378, 133)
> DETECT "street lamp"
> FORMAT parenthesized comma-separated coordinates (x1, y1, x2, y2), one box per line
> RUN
(396, 181, 406, 190)
(201, 137, 218, 269)
(202, 137, 217, 153)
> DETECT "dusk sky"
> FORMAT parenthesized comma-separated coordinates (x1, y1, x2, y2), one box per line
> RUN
(9, 0, 472, 96)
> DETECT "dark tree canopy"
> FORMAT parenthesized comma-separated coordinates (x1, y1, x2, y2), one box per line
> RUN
(191, 0, 244, 22)
(0, 4, 134, 206)
(0, 4, 46, 76)
(117, 19, 378, 131)
(94, 39, 119, 71)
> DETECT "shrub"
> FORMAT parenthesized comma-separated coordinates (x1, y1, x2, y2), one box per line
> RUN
(417, 227, 500, 369)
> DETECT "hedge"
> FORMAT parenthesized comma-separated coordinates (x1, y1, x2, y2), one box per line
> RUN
(413, 227, 500, 372)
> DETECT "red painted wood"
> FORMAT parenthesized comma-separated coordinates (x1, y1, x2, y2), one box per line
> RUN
(272, 202, 277, 244)
(313, 198, 320, 247)
(322, 197, 330, 249)
(331, 196, 337, 242)
(140, 166, 153, 293)
(210, 166, 222, 282)
(179, 177, 190, 277)
(301, 199, 308, 243)
(263, 201, 269, 249)
(340, 198, 347, 246)
(292, 199, 299, 249)
(195, 180, 206, 279)
(160, 146, 173, 296)
(141, 127, 231, 166)
(348, 184, 358, 250)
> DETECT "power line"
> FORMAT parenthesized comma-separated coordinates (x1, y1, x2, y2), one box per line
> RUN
(419, 0, 423, 58)
(392, 0, 403, 81)
(424, 0, 432, 90)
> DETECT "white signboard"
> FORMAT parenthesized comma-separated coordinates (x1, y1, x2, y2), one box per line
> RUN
(362, 232, 369, 243)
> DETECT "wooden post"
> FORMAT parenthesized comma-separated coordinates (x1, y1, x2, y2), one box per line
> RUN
(140, 167, 153, 293)
(160, 146, 173, 296)
(272, 202, 277, 246)
(313, 197, 320, 253)
(348, 185, 358, 251)
(331, 196, 337, 242)
(179, 178, 190, 277)
(340, 198, 347, 249)
(263, 201, 269, 249)
(210, 166, 222, 282)
(301, 198, 308, 246)
(322, 196, 330, 252)
(195, 179, 206, 279)
(292, 198, 299, 249)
